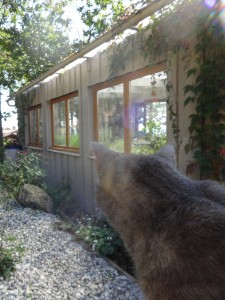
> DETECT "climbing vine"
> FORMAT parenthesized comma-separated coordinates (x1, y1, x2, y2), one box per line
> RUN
(15, 89, 36, 146)
(107, 36, 134, 79)
(184, 2, 225, 181)
(107, 0, 198, 150)
(106, 0, 225, 181)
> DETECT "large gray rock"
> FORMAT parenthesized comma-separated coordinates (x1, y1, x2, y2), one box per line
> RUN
(17, 184, 53, 213)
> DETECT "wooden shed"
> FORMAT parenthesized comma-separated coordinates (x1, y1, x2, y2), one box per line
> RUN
(9, 0, 217, 214)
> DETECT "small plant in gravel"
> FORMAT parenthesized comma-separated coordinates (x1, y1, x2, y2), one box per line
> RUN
(55, 216, 135, 276)
(0, 233, 24, 279)
(0, 152, 46, 199)
(75, 217, 123, 256)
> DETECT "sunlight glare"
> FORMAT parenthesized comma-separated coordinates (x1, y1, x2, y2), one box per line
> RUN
(218, 1, 225, 29)
(204, 0, 216, 8)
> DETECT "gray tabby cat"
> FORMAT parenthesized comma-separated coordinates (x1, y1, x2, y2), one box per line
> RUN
(91, 142, 225, 300)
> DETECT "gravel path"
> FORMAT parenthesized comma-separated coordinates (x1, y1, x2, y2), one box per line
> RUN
(0, 202, 144, 300)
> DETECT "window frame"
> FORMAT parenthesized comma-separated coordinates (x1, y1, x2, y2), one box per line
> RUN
(93, 63, 167, 153)
(28, 104, 43, 147)
(50, 91, 80, 152)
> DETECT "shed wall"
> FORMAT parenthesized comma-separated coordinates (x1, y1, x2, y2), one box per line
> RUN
(23, 31, 197, 215)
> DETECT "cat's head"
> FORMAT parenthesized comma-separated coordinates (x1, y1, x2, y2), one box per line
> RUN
(91, 142, 176, 191)
(91, 142, 177, 230)
(91, 142, 176, 172)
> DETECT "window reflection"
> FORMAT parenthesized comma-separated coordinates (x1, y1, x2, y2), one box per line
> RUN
(130, 72, 167, 153)
(68, 96, 79, 148)
(97, 84, 124, 152)
(53, 101, 66, 146)
(51, 92, 80, 149)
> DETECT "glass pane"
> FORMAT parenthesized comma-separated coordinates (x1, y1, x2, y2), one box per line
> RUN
(68, 96, 79, 147)
(53, 101, 66, 146)
(29, 109, 38, 144)
(130, 71, 167, 154)
(97, 84, 124, 152)
(39, 107, 43, 144)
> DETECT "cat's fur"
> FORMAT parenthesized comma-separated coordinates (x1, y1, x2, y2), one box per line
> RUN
(91, 142, 225, 300)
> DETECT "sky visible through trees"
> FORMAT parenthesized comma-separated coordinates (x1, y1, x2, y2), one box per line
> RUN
(2, 0, 135, 129)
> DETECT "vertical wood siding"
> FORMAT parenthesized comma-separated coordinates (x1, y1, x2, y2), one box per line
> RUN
(23, 30, 197, 215)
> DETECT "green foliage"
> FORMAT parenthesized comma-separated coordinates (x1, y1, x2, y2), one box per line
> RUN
(77, 0, 126, 43)
(101, 138, 124, 152)
(0, 251, 15, 279)
(107, 37, 134, 79)
(75, 217, 123, 256)
(53, 134, 80, 148)
(0, 234, 24, 279)
(184, 4, 225, 181)
(69, 135, 80, 147)
(47, 179, 77, 217)
(106, 0, 198, 145)
(0, 0, 74, 91)
(56, 216, 134, 275)
(0, 152, 46, 198)
(132, 120, 166, 154)
(167, 82, 181, 147)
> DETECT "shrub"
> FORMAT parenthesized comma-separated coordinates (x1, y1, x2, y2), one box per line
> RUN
(0, 234, 24, 279)
(45, 179, 77, 217)
(0, 152, 46, 199)
(0, 247, 16, 279)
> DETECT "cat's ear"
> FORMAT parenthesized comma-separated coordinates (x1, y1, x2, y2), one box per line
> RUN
(157, 145, 176, 167)
(91, 142, 108, 160)
(90, 142, 113, 172)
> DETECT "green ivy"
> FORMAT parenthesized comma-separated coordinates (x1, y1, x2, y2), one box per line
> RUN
(15, 89, 36, 146)
(106, 0, 198, 149)
(184, 5, 225, 181)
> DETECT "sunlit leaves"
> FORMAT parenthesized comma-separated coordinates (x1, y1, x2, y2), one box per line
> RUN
(0, 0, 74, 91)
(77, 0, 126, 43)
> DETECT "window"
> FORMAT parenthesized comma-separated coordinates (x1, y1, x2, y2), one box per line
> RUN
(94, 65, 167, 153)
(97, 84, 124, 152)
(28, 104, 43, 146)
(130, 72, 167, 153)
(51, 91, 79, 150)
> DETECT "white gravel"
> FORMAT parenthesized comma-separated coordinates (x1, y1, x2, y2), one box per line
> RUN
(0, 201, 144, 300)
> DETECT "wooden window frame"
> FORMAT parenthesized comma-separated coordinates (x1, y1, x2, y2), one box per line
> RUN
(28, 104, 42, 147)
(93, 63, 167, 153)
(50, 91, 79, 152)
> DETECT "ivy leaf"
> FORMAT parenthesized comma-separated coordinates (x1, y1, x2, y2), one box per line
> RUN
(184, 96, 195, 106)
(184, 84, 195, 95)
(184, 143, 190, 154)
(187, 68, 197, 78)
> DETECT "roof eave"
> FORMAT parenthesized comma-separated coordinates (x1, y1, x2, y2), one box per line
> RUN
(8, 0, 175, 102)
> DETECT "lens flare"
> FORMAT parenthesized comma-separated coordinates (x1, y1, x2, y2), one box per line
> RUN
(205, 0, 216, 8)
(204, 0, 225, 31)
(218, 1, 225, 29)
